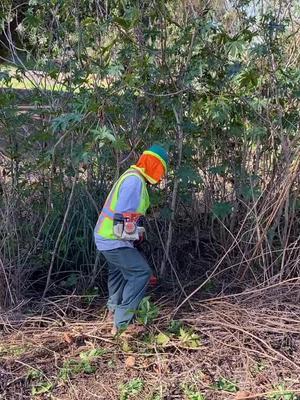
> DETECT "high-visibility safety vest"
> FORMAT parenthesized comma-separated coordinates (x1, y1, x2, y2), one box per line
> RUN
(94, 168, 150, 240)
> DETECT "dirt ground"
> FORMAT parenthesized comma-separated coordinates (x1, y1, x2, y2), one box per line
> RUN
(1, 281, 300, 400)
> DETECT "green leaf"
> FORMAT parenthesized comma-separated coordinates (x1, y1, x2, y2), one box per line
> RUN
(83, 287, 99, 305)
(81, 360, 96, 374)
(159, 206, 172, 220)
(181, 383, 206, 400)
(101, 38, 117, 54)
(31, 381, 53, 395)
(30, 131, 53, 143)
(215, 377, 239, 393)
(205, 98, 231, 124)
(51, 113, 82, 133)
(156, 332, 170, 346)
(107, 63, 124, 77)
(79, 348, 105, 360)
(177, 166, 202, 186)
(113, 17, 131, 30)
(23, 13, 41, 28)
(179, 328, 201, 348)
(236, 68, 259, 89)
(61, 273, 78, 288)
(167, 320, 183, 335)
(82, 17, 96, 27)
(91, 126, 116, 143)
(241, 184, 261, 201)
(122, 339, 132, 353)
(250, 43, 268, 57)
(0, 71, 10, 81)
(227, 62, 242, 77)
(209, 165, 227, 176)
(136, 297, 159, 325)
(120, 378, 144, 400)
(225, 39, 245, 59)
(212, 202, 233, 219)
(267, 383, 298, 400)
(113, 7, 140, 30)
(151, 393, 163, 400)
(26, 368, 43, 380)
(247, 126, 267, 140)
(113, 137, 129, 151)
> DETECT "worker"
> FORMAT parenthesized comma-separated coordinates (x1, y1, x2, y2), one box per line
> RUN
(94, 144, 168, 335)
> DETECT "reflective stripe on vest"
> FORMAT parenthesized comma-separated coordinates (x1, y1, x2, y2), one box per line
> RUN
(95, 169, 149, 239)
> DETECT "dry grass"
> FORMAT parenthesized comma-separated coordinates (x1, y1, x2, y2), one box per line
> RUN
(1, 281, 300, 400)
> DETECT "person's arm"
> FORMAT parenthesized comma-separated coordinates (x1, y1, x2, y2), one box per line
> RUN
(115, 175, 142, 213)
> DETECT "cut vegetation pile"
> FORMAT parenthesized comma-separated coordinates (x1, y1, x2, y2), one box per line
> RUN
(1, 279, 300, 400)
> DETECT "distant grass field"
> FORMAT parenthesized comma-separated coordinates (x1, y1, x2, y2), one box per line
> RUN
(0, 64, 111, 94)
(0, 64, 68, 91)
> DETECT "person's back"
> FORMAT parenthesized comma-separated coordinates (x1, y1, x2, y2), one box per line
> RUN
(94, 145, 168, 334)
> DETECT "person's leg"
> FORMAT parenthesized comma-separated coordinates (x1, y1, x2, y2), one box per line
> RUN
(113, 247, 152, 329)
(101, 250, 126, 313)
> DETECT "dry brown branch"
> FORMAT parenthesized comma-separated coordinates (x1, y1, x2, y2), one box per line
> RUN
(1, 283, 300, 398)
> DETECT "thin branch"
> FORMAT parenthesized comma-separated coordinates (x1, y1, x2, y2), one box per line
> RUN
(42, 174, 77, 298)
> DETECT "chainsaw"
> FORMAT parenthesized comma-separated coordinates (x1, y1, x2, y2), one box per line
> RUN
(113, 212, 145, 241)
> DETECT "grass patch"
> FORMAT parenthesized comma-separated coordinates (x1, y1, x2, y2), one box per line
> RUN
(0, 344, 29, 357)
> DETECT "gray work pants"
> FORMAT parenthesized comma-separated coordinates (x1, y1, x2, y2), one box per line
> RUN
(101, 247, 152, 328)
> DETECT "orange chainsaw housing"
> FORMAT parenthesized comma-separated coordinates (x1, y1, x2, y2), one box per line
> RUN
(122, 212, 143, 234)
